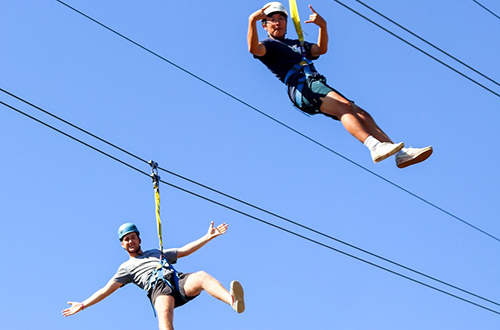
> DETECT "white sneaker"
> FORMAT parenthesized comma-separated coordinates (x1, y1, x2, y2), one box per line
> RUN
(371, 142, 405, 163)
(396, 146, 433, 168)
(230, 281, 245, 313)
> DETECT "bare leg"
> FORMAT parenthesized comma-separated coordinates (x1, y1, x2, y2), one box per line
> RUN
(155, 295, 176, 330)
(320, 91, 393, 143)
(352, 104, 393, 143)
(183, 271, 232, 305)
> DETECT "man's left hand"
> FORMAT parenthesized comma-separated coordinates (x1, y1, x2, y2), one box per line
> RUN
(305, 5, 326, 28)
(207, 221, 228, 240)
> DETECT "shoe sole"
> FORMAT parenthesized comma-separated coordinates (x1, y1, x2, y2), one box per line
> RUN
(397, 146, 433, 169)
(230, 281, 245, 313)
(373, 142, 405, 163)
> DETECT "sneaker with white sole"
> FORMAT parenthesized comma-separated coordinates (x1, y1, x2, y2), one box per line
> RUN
(371, 142, 405, 163)
(396, 146, 433, 168)
(230, 280, 245, 313)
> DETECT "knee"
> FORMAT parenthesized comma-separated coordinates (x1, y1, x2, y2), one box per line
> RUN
(331, 95, 353, 109)
(321, 96, 355, 117)
(191, 271, 211, 285)
(353, 105, 372, 119)
(336, 102, 357, 118)
(341, 100, 354, 111)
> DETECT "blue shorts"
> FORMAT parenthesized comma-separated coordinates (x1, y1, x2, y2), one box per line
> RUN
(287, 73, 352, 120)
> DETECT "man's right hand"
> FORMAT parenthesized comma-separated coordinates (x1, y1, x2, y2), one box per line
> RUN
(62, 301, 84, 317)
(249, 4, 271, 23)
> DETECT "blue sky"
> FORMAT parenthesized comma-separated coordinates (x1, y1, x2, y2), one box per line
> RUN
(1, 0, 499, 329)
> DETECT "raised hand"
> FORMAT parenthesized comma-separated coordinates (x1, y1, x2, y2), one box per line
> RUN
(207, 221, 228, 240)
(304, 5, 326, 28)
(62, 301, 84, 317)
(250, 4, 272, 22)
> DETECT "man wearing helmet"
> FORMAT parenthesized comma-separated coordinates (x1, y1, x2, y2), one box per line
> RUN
(62, 222, 245, 330)
(248, 2, 432, 168)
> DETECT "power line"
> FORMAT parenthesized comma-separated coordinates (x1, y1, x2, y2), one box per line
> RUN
(2, 87, 500, 310)
(55, 0, 500, 99)
(351, 0, 500, 88)
(1, 97, 499, 315)
(52, 1, 500, 243)
(328, 0, 500, 98)
(473, 0, 500, 20)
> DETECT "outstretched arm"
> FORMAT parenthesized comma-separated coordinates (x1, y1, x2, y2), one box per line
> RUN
(248, 5, 270, 56)
(305, 5, 328, 56)
(177, 221, 228, 258)
(62, 280, 122, 317)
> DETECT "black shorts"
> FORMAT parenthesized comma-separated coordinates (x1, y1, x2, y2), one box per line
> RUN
(148, 272, 199, 308)
(287, 73, 353, 120)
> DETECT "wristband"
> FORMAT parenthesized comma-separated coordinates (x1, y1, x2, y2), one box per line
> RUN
(80, 303, 85, 310)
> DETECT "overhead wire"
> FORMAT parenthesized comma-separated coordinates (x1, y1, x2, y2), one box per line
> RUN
(1, 96, 500, 315)
(473, 0, 500, 20)
(349, 0, 500, 88)
(52, 1, 500, 243)
(55, 0, 500, 98)
(1, 89, 500, 312)
(328, 0, 500, 98)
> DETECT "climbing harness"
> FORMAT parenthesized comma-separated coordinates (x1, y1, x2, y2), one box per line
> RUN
(147, 160, 181, 316)
(148, 258, 181, 316)
(284, 58, 314, 112)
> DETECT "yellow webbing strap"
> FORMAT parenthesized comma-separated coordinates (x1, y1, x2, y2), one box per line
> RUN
(149, 160, 163, 255)
(154, 181, 163, 253)
(289, 0, 304, 45)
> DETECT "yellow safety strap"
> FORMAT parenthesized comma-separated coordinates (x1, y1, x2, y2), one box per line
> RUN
(289, 0, 304, 45)
(149, 160, 163, 256)
(154, 181, 163, 252)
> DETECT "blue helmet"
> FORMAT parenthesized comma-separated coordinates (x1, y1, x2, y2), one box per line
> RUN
(118, 223, 140, 241)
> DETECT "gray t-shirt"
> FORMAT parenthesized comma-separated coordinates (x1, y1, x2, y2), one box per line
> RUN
(111, 248, 178, 292)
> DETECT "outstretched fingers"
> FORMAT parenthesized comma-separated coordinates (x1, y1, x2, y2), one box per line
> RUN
(62, 301, 82, 317)
(208, 221, 228, 238)
(216, 223, 228, 235)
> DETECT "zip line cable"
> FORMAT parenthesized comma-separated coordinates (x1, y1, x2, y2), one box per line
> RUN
(53, 1, 500, 243)
(328, 0, 500, 98)
(3, 88, 500, 308)
(351, 0, 500, 88)
(473, 0, 500, 20)
(1, 93, 500, 312)
(1, 98, 500, 316)
(55, 0, 500, 101)
(3, 89, 500, 309)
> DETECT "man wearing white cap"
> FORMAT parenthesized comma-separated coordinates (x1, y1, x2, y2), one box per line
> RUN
(248, 2, 432, 168)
